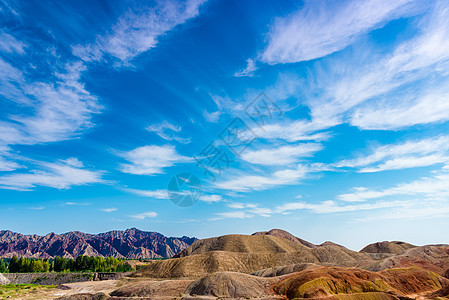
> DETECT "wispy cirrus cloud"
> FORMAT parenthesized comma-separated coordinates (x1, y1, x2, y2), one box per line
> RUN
(275, 199, 407, 214)
(129, 211, 157, 220)
(215, 165, 309, 193)
(101, 208, 118, 212)
(211, 202, 273, 220)
(241, 143, 323, 166)
(312, 1, 449, 130)
(72, 0, 207, 65)
(124, 188, 169, 199)
(124, 187, 222, 203)
(28, 206, 44, 210)
(118, 145, 191, 175)
(248, 1, 449, 140)
(338, 168, 449, 203)
(146, 121, 190, 144)
(209, 211, 253, 221)
(0, 30, 26, 54)
(200, 194, 222, 203)
(0, 158, 104, 191)
(204, 73, 303, 124)
(234, 58, 257, 77)
(261, 0, 418, 64)
(0, 147, 20, 171)
(0, 59, 102, 147)
(335, 135, 449, 173)
(63, 202, 92, 206)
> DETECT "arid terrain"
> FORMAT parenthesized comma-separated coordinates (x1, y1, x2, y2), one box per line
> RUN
(2, 229, 449, 299)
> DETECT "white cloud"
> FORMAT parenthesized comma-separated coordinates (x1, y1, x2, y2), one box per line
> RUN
(337, 168, 449, 202)
(335, 136, 449, 173)
(199, 194, 222, 203)
(202, 110, 221, 123)
(215, 165, 309, 193)
(0, 59, 101, 146)
(63, 202, 92, 206)
(73, 0, 207, 64)
(210, 211, 253, 221)
(355, 200, 449, 221)
(351, 85, 449, 130)
(234, 58, 257, 77)
(251, 119, 333, 143)
(241, 143, 322, 165)
(261, 0, 416, 64)
(0, 158, 104, 191)
(146, 121, 190, 144)
(125, 188, 169, 199)
(206, 73, 304, 125)
(118, 145, 190, 175)
(326, 1, 449, 130)
(0, 30, 26, 54)
(211, 202, 273, 220)
(60, 157, 84, 168)
(129, 211, 158, 219)
(276, 199, 405, 214)
(28, 206, 44, 210)
(101, 208, 118, 212)
(252, 1, 449, 138)
(0, 155, 20, 172)
(248, 206, 273, 217)
(226, 202, 257, 209)
(126, 187, 222, 203)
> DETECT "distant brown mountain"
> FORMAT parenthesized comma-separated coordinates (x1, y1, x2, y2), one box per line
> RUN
(0, 228, 196, 259)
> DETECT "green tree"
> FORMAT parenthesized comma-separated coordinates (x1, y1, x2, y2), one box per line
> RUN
(0, 259, 7, 273)
(18, 257, 31, 272)
(116, 262, 134, 272)
(42, 260, 50, 272)
(9, 256, 19, 273)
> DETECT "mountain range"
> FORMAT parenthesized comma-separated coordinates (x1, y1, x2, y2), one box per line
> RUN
(2, 228, 449, 299)
(0, 228, 197, 259)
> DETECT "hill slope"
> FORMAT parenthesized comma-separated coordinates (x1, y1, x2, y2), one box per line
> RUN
(135, 233, 373, 278)
(0, 228, 196, 259)
(360, 241, 416, 254)
(252, 229, 317, 248)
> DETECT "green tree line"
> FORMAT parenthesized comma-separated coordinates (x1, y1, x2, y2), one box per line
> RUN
(0, 256, 134, 273)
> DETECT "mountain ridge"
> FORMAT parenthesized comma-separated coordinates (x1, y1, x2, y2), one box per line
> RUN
(0, 228, 197, 259)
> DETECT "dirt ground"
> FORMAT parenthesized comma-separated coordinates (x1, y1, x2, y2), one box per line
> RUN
(9, 280, 120, 300)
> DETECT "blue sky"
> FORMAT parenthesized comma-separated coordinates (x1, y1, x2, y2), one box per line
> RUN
(1, 0, 449, 250)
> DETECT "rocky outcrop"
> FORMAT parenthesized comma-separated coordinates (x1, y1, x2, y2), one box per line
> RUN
(0, 228, 196, 259)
